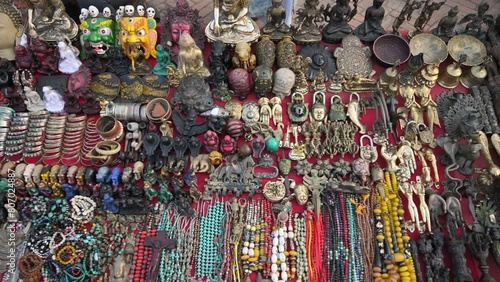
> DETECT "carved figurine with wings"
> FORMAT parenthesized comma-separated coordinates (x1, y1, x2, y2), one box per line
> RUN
(459, 2, 494, 40)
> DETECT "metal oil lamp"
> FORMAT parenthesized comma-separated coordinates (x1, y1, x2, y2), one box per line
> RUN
(378, 60, 400, 95)
(437, 54, 466, 89)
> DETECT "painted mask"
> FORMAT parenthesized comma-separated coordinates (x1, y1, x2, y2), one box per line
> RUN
(79, 6, 117, 59)
(118, 6, 158, 60)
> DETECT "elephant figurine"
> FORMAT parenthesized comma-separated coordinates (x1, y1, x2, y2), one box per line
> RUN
(232, 42, 256, 72)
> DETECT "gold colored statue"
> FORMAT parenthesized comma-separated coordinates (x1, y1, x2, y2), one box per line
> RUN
(0, 0, 24, 60)
(205, 0, 260, 45)
(415, 83, 440, 131)
(343, 74, 377, 92)
(177, 33, 210, 78)
(397, 83, 421, 128)
(26, 0, 79, 42)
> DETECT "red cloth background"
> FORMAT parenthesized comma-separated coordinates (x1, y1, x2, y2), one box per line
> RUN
(18, 28, 500, 281)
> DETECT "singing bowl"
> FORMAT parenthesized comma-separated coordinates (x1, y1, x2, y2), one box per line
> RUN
(409, 33, 448, 65)
(448, 34, 487, 66)
(373, 34, 411, 66)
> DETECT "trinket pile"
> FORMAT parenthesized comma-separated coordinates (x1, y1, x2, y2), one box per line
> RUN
(0, 0, 500, 282)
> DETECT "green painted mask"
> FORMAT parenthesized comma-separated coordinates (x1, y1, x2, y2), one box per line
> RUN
(80, 15, 117, 59)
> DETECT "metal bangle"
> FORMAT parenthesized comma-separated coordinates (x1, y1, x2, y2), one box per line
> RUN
(29, 110, 48, 116)
(27, 131, 43, 137)
(13, 112, 29, 117)
(67, 114, 87, 122)
(25, 141, 43, 147)
(43, 147, 61, 154)
(46, 129, 65, 135)
(29, 121, 47, 128)
(10, 125, 28, 131)
(6, 134, 27, 140)
(25, 145, 43, 153)
(6, 139, 25, 145)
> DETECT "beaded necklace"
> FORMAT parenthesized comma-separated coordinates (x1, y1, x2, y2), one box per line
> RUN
(294, 213, 307, 282)
(346, 194, 364, 282)
(129, 210, 155, 281)
(196, 199, 225, 280)
(220, 202, 233, 281)
(158, 207, 176, 282)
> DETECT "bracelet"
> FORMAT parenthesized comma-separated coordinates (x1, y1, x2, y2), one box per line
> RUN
(96, 116, 122, 139)
(94, 140, 121, 155)
(56, 245, 77, 265)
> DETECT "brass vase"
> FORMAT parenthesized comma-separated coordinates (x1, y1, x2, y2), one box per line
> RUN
(276, 36, 296, 69)
(256, 35, 276, 68)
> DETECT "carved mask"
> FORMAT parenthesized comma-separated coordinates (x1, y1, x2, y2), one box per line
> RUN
(171, 20, 191, 45)
(119, 8, 158, 59)
(80, 12, 117, 58)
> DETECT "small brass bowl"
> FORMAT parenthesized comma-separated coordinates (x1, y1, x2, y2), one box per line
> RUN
(409, 33, 448, 65)
(448, 34, 487, 66)
(373, 34, 411, 66)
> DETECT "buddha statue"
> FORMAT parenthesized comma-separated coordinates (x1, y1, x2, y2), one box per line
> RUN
(23, 86, 45, 112)
(205, 0, 260, 45)
(353, 0, 386, 43)
(26, 0, 79, 43)
(261, 0, 292, 41)
(431, 6, 458, 42)
(321, 0, 357, 43)
(0, 0, 24, 61)
(160, 0, 204, 63)
(177, 32, 210, 78)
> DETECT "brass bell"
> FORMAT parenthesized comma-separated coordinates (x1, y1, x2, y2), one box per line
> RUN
(460, 58, 489, 88)
(438, 54, 467, 89)
(378, 61, 400, 95)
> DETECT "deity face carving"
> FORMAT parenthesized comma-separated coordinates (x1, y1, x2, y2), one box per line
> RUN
(119, 14, 158, 59)
(313, 107, 326, 120)
(80, 15, 117, 58)
(171, 20, 191, 45)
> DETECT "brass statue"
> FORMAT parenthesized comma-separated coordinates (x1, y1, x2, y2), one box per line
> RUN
(431, 6, 459, 42)
(26, 0, 79, 43)
(408, 0, 445, 39)
(392, 0, 424, 36)
(459, 2, 494, 41)
(261, 0, 292, 41)
(177, 33, 210, 78)
(293, 0, 324, 44)
(0, 0, 24, 61)
(205, 0, 260, 45)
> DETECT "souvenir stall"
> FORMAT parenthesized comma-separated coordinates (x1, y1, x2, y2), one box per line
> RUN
(0, 0, 499, 281)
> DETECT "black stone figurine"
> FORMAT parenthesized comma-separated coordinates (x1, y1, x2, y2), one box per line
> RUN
(431, 6, 459, 42)
(353, 0, 386, 43)
(321, 0, 358, 43)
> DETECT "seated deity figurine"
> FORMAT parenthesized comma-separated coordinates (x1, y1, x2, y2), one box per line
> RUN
(26, 0, 79, 43)
(293, 0, 323, 44)
(177, 32, 210, 78)
(205, 0, 260, 45)
(79, 5, 118, 59)
(431, 6, 458, 42)
(353, 0, 386, 43)
(118, 5, 158, 60)
(24, 86, 45, 112)
(160, 0, 204, 63)
(261, 0, 292, 41)
(321, 0, 357, 43)
(0, 1, 25, 61)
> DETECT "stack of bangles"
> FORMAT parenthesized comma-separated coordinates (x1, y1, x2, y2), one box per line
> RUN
(96, 115, 124, 141)
(80, 117, 100, 166)
(61, 114, 87, 166)
(104, 102, 149, 122)
(42, 115, 67, 165)
(0, 106, 14, 158)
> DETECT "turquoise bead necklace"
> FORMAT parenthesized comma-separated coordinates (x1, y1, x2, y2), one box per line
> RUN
(196, 198, 225, 280)
(157, 205, 174, 282)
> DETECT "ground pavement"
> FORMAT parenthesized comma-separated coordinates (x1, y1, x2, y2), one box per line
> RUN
(145, 0, 500, 33)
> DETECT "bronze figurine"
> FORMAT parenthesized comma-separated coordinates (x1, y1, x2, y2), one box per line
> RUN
(321, 0, 358, 43)
(392, 0, 424, 36)
(431, 6, 459, 42)
(408, 0, 445, 39)
(292, 0, 324, 44)
(353, 0, 386, 43)
(261, 0, 292, 41)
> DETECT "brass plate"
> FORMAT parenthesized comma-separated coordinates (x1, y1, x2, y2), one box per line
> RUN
(409, 33, 448, 65)
(447, 34, 487, 67)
